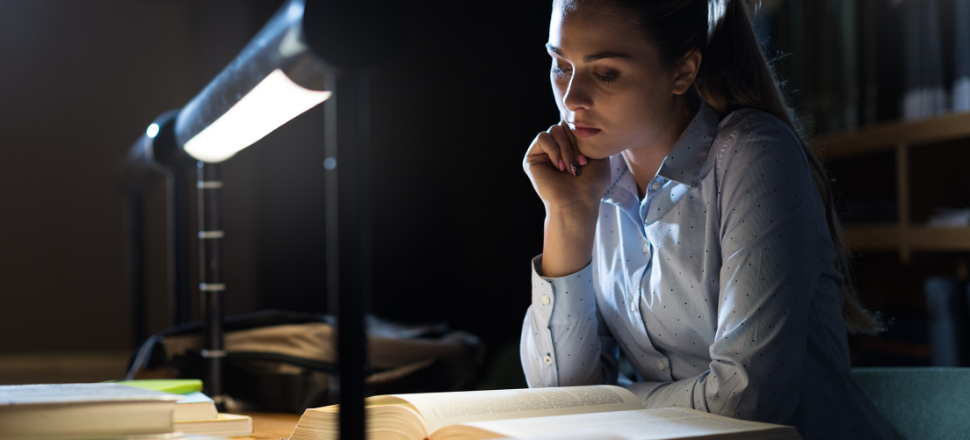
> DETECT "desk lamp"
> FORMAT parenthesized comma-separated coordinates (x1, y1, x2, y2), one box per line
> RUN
(122, 1, 405, 438)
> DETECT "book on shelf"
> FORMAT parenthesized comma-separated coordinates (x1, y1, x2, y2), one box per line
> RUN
(901, 0, 947, 120)
(955, 0, 970, 111)
(288, 385, 799, 440)
(925, 276, 964, 366)
(0, 383, 183, 440)
(175, 413, 253, 437)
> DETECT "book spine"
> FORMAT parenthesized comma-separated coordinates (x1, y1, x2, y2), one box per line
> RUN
(925, 276, 962, 366)
(902, 2, 921, 119)
(861, 0, 878, 125)
(840, 0, 859, 129)
(923, 0, 946, 116)
(955, 0, 970, 110)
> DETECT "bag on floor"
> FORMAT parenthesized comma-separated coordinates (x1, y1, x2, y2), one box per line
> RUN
(127, 309, 485, 413)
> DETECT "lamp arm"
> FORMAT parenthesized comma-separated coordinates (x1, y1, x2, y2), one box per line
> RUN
(174, 0, 332, 150)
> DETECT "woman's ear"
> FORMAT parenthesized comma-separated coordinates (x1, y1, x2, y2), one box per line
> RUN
(671, 49, 702, 95)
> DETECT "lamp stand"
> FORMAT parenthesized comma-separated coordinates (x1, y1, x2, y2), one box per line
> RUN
(174, 164, 192, 326)
(197, 161, 226, 407)
(123, 190, 147, 347)
(325, 71, 372, 440)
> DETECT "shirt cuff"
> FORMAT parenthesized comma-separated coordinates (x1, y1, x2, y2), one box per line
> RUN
(530, 254, 597, 328)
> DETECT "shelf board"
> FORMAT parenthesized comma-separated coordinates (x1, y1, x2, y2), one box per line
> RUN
(910, 225, 970, 251)
(817, 111, 970, 160)
(853, 336, 932, 358)
(843, 224, 900, 251)
(844, 224, 970, 252)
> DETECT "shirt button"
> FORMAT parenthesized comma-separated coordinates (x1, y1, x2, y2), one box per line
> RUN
(544, 354, 553, 365)
(631, 303, 637, 313)
(657, 360, 666, 371)
(642, 242, 649, 253)
(541, 294, 551, 305)
(651, 180, 662, 191)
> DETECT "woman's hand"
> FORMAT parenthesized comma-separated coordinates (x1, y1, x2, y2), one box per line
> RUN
(523, 121, 611, 277)
(523, 121, 611, 217)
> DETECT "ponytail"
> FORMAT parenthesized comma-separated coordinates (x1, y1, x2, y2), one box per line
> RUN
(699, 0, 880, 335)
(595, 0, 882, 335)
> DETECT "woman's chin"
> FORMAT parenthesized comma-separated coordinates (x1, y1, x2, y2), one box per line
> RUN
(577, 139, 623, 161)
(577, 146, 614, 161)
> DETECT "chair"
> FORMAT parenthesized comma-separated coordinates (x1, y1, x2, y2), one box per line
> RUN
(852, 367, 970, 440)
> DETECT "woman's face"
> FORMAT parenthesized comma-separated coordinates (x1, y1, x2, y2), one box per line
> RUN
(548, 1, 683, 159)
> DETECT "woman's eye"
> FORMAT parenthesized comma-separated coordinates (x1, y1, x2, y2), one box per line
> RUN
(594, 71, 618, 83)
(552, 66, 572, 79)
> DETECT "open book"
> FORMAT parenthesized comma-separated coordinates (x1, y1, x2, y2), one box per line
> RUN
(288, 385, 800, 440)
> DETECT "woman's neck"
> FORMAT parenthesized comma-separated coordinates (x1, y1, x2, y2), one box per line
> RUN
(622, 94, 698, 199)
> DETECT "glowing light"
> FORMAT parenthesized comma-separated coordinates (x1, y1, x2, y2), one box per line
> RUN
(184, 69, 332, 163)
(279, 26, 307, 57)
(146, 123, 160, 138)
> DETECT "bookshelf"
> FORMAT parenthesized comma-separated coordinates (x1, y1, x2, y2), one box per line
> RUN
(817, 111, 970, 263)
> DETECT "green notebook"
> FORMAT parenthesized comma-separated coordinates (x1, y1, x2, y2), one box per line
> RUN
(113, 379, 203, 395)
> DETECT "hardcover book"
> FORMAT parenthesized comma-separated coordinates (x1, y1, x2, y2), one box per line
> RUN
(288, 385, 800, 440)
(0, 383, 182, 440)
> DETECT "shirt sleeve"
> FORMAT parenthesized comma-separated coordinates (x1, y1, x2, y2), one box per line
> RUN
(520, 254, 619, 388)
(624, 116, 832, 424)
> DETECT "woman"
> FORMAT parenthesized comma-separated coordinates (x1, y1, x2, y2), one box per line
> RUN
(519, 0, 893, 438)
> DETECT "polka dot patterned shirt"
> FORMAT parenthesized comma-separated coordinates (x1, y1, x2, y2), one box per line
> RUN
(520, 102, 893, 440)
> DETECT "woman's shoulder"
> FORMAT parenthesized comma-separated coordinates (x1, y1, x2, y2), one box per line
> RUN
(708, 107, 813, 190)
(714, 107, 801, 148)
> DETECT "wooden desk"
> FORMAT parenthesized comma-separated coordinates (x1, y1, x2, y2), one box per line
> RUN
(235, 412, 301, 440)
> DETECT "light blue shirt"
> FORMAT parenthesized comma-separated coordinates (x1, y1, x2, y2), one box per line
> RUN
(521, 102, 893, 439)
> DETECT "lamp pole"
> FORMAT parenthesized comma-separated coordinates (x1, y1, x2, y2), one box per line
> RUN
(174, 166, 192, 326)
(197, 161, 226, 406)
(324, 70, 373, 440)
(305, 2, 405, 436)
(124, 190, 147, 347)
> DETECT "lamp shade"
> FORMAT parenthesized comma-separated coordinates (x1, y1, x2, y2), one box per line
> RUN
(182, 69, 331, 162)
(174, 0, 333, 163)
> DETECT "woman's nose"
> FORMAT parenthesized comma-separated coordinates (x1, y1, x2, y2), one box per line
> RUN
(562, 74, 592, 112)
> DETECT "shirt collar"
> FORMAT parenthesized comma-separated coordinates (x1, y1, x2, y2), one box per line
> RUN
(656, 100, 720, 187)
(602, 101, 720, 207)
(602, 154, 638, 211)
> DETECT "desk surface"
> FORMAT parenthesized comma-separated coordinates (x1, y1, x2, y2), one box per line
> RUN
(236, 412, 301, 440)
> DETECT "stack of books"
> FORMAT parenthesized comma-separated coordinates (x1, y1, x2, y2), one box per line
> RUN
(0, 380, 252, 439)
(0, 383, 183, 439)
(119, 379, 253, 438)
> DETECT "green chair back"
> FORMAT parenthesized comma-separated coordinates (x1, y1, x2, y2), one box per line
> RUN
(852, 367, 970, 440)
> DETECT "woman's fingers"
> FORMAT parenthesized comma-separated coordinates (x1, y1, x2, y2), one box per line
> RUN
(524, 122, 588, 177)
(524, 131, 560, 172)
(560, 120, 588, 166)
(549, 124, 580, 176)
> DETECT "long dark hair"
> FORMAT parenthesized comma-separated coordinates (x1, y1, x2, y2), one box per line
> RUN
(574, 0, 880, 335)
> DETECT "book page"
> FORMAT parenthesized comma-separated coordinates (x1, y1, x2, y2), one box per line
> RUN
(439, 408, 800, 440)
(291, 404, 427, 440)
(393, 385, 644, 435)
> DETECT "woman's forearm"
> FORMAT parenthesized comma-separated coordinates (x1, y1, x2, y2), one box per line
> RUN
(541, 202, 599, 278)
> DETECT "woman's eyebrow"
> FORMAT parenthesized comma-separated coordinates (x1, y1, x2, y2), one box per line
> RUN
(545, 44, 632, 63)
(545, 44, 565, 57)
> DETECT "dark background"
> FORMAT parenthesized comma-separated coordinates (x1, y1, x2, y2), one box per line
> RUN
(2, 0, 966, 378)
(0, 0, 554, 357)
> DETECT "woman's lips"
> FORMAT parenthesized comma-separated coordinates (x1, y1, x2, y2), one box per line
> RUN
(572, 126, 601, 138)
